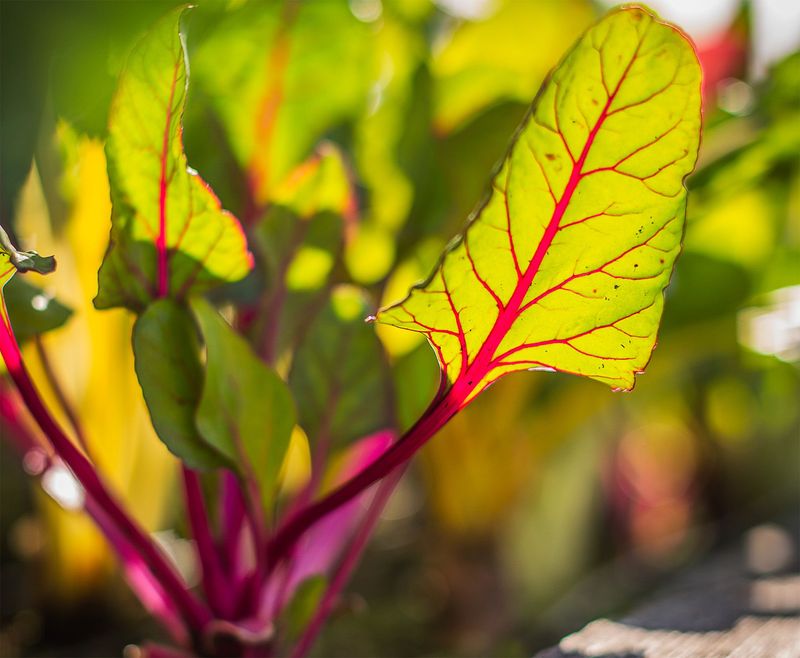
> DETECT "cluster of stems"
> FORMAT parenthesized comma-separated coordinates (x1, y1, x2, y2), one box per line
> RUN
(0, 289, 462, 657)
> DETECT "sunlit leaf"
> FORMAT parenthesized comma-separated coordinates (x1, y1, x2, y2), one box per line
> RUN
(133, 299, 228, 470)
(95, 7, 252, 312)
(192, 1, 373, 205)
(270, 142, 356, 222)
(191, 298, 295, 512)
(290, 285, 393, 450)
(377, 238, 445, 359)
(431, 0, 594, 133)
(378, 7, 702, 401)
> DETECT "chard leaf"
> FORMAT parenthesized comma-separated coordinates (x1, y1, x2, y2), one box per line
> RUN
(377, 7, 702, 401)
(432, 0, 593, 133)
(289, 286, 393, 449)
(191, 298, 295, 512)
(95, 8, 252, 312)
(0, 226, 65, 343)
(192, 1, 372, 205)
(0, 224, 56, 282)
(133, 299, 228, 470)
(3, 278, 72, 343)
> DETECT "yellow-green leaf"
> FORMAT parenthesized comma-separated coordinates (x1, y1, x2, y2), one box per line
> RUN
(377, 6, 702, 404)
(95, 7, 252, 312)
(192, 1, 373, 205)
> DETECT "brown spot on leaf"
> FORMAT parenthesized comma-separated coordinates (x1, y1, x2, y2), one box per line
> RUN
(545, 153, 556, 161)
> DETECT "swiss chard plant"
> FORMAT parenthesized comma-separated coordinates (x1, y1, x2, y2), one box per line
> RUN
(0, 4, 701, 657)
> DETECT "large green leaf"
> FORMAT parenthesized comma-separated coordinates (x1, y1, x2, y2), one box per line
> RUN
(192, 1, 373, 206)
(95, 7, 252, 312)
(289, 286, 393, 449)
(377, 6, 702, 402)
(191, 298, 295, 512)
(133, 299, 228, 470)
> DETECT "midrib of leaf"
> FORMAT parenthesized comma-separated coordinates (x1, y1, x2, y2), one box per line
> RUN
(446, 31, 648, 406)
(157, 57, 183, 298)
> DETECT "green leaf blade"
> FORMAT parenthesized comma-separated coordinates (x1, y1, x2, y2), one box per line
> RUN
(133, 299, 228, 470)
(377, 6, 702, 400)
(4, 278, 72, 344)
(289, 285, 394, 449)
(191, 298, 295, 512)
(95, 7, 253, 312)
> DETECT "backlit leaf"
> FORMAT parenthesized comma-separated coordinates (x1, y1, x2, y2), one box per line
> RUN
(432, 0, 594, 134)
(191, 298, 295, 513)
(192, 1, 373, 205)
(95, 7, 252, 312)
(377, 6, 702, 402)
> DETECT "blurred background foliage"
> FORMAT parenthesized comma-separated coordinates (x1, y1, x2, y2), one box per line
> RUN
(1, 0, 798, 656)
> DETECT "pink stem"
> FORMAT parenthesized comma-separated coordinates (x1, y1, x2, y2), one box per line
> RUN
(182, 466, 236, 619)
(266, 385, 465, 572)
(290, 466, 406, 658)
(0, 302, 212, 637)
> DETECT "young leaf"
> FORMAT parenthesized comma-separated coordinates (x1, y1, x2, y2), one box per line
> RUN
(95, 7, 252, 312)
(289, 286, 393, 450)
(377, 6, 702, 402)
(0, 224, 56, 283)
(133, 300, 228, 470)
(191, 298, 295, 512)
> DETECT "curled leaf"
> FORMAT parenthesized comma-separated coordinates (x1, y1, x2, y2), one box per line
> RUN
(0, 224, 56, 284)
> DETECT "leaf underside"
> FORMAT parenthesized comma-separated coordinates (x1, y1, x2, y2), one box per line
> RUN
(95, 7, 252, 312)
(377, 6, 702, 402)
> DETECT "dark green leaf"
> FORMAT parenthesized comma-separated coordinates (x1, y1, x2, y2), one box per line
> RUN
(4, 277, 72, 343)
(289, 285, 393, 448)
(133, 299, 228, 470)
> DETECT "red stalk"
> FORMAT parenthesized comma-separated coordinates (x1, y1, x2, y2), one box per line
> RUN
(156, 58, 182, 298)
(266, 385, 465, 571)
(0, 301, 212, 637)
(182, 466, 236, 619)
(290, 465, 406, 658)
